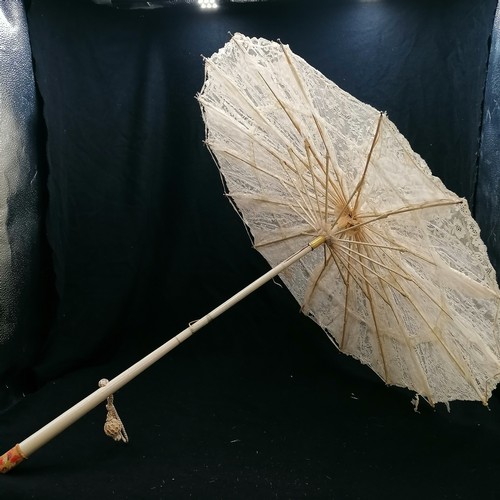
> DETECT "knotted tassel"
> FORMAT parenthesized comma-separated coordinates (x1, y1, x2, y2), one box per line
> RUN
(98, 379, 129, 443)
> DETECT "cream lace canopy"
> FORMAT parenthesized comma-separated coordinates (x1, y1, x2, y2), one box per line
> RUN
(198, 33, 500, 406)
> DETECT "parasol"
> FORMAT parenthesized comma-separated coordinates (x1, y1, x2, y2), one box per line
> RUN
(197, 33, 500, 407)
(2, 33, 499, 473)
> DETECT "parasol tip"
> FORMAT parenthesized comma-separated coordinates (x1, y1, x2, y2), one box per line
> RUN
(0, 444, 27, 473)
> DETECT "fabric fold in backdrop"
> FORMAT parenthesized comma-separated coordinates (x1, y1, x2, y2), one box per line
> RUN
(477, 2, 500, 272)
(0, 0, 47, 410)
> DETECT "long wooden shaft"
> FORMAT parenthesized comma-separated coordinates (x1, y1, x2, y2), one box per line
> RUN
(0, 237, 325, 472)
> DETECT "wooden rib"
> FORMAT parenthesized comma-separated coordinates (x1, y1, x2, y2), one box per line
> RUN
(334, 199, 462, 237)
(204, 41, 349, 226)
(361, 240, 436, 399)
(352, 113, 384, 213)
(275, 42, 349, 204)
(259, 83, 347, 213)
(216, 147, 319, 227)
(358, 230, 488, 401)
(357, 245, 390, 382)
(336, 241, 414, 285)
(221, 38, 348, 207)
(335, 245, 405, 303)
(333, 244, 392, 306)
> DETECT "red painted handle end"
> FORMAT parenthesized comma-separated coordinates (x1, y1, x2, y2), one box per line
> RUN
(0, 444, 26, 473)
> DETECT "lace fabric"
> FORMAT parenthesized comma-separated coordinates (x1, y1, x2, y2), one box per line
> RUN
(199, 33, 500, 405)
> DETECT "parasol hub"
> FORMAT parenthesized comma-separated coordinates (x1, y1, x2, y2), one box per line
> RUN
(336, 212, 360, 233)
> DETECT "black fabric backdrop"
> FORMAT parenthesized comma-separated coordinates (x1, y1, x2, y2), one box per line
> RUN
(25, 0, 499, 385)
(477, 4, 500, 272)
(2, 0, 500, 498)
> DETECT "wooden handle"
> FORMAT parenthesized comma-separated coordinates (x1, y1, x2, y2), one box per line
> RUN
(0, 240, 322, 472)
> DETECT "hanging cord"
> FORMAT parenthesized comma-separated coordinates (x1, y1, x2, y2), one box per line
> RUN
(98, 379, 129, 443)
